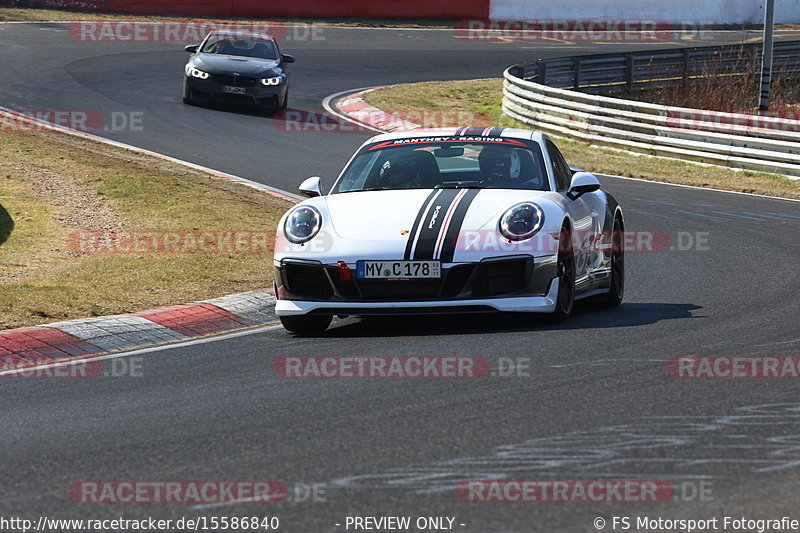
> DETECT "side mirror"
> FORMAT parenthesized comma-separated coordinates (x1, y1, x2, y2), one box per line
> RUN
(299, 176, 323, 198)
(567, 172, 600, 199)
(185, 44, 199, 53)
(281, 54, 296, 63)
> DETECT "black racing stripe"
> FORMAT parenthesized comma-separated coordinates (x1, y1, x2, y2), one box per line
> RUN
(464, 127, 485, 137)
(403, 189, 440, 260)
(411, 188, 461, 260)
(454, 127, 466, 136)
(489, 127, 506, 137)
(439, 189, 480, 263)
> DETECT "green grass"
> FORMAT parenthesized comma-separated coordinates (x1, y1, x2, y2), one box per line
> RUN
(0, 129, 292, 329)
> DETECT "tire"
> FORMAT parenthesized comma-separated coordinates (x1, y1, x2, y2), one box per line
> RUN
(601, 216, 625, 307)
(550, 225, 575, 322)
(182, 96, 194, 105)
(279, 315, 332, 336)
(279, 88, 289, 110)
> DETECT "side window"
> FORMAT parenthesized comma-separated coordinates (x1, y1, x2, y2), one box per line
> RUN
(546, 140, 571, 191)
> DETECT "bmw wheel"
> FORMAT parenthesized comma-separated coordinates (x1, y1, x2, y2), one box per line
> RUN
(279, 88, 289, 110)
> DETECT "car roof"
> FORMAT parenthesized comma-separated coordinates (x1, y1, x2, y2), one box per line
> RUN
(205, 30, 277, 42)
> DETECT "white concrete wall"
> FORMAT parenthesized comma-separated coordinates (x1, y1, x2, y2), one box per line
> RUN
(489, 0, 800, 24)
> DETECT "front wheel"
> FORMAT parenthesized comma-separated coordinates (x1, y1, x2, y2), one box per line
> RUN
(550, 226, 575, 322)
(279, 315, 331, 336)
(278, 88, 289, 110)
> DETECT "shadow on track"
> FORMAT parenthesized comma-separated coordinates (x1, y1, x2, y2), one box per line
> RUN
(0, 203, 14, 246)
(183, 102, 368, 134)
(321, 302, 705, 338)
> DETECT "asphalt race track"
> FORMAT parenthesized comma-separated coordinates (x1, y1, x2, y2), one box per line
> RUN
(1, 21, 800, 532)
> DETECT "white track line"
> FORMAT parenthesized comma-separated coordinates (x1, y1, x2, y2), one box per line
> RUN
(598, 173, 800, 204)
(321, 87, 385, 134)
(0, 323, 283, 378)
(0, 104, 301, 201)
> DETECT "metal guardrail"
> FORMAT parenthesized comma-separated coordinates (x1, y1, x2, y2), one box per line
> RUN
(503, 41, 800, 177)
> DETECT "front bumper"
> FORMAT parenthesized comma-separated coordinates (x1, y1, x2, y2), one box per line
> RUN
(274, 255, 559, 316)
(184, 76, 285, 107)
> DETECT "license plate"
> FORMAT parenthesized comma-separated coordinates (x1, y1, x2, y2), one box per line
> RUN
(224, 86, 247, 94)
(357, 260, 441, 279)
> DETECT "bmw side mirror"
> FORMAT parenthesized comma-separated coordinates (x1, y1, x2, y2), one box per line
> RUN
(185, 44, 199, 53)
(281, 54, 296, 63)
(567, 172, 600, 200)
(299, 177, 323, 198)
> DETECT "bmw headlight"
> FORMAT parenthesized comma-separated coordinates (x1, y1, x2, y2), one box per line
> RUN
(284, 206, 322, 244)
(261, 76, 283, 86)
(186, 66, 210, 80)
(499, 202, 544, 241)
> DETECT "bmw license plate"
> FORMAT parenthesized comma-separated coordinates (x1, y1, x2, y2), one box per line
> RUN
(224, 86, 247, 94)
(357, 260, 441, 280)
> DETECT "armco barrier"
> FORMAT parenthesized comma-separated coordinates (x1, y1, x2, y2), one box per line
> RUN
(503, 41, 800, 177)
(3, 0, 491, 19)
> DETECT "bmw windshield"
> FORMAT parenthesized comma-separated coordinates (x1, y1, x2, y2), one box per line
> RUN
(331, 136, 550, 193)
(200, 33, 279, 60)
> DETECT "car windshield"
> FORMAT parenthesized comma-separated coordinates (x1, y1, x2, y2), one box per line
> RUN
(331, 137, 550, 193)
(200, 34, 279, 60)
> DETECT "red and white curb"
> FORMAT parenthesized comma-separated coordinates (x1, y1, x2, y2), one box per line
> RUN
(323, 87, 422, 133)
(0, 291, 276, 371)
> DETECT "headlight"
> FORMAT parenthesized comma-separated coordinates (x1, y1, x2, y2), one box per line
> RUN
(499, 202, 544, 241)
(284, 206, 322, 244)
(261, 76, 283, 86)
(186, 66, 209, 80)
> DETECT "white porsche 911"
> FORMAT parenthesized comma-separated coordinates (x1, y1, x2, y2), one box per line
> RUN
(274, 127, 624, 335)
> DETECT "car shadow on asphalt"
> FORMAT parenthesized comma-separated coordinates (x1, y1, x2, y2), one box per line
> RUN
(186, 101, 282, 117)
(321, 302, 705, 338)
(186, 103, 359, 132)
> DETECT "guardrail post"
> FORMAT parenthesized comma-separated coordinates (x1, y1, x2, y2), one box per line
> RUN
(573, 57, 582, 90)
(625, 55, 634, 92)
(538, 60, 547, 85)
(683, 49, 690, 81)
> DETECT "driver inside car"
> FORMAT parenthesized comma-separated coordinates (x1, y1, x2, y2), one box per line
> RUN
(378, 155, 422, 189)
(478, 146, 543, 189)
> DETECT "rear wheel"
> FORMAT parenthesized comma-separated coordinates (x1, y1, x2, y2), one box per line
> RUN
(550, 225, 575, 321)
(602, 217, 625, 307)
(279, 315, 331, 336)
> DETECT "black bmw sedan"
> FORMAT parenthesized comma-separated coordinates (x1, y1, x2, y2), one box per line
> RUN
(183, 31, 294, 111)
